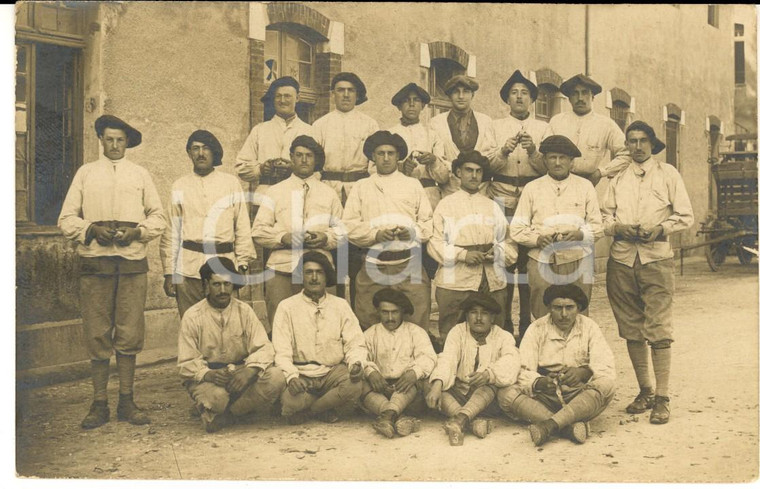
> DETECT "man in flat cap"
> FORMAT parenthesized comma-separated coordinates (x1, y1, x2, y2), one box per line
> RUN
(546, 73, 630, 185)
(177, 257, 286, 433)
(343, 130, 434, 333)
(602, 121, 693, 425)
(361, 288, 437, 438)
(490, 70, 549, 339)
(388, 83, 450, 211)
(161, 130, 255, 318)
(236, 76, 312, 196)
(252, 135, 344, 332)
(429, 75, 498, 198)
(510, 135, 603, 323)
(498, 284, 616, 447)
(312, 72, 379, 205)
(426, 292, 520, 446)
(272, 251, 368, 424)
(59, 115, 166, 429)
(429, 150, 518, 351)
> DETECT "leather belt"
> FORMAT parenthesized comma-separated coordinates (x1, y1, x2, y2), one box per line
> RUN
(420, 178, 438, 188)
(182, 241, 234, 253)
(613, 235, 667, 243)
(93, 221, 138, 229)
(207, 360, 245, 370)
(376, 249, 412, 261)
(321, 170, 370, 182)
(491, 174, 538, 187)
(461, 244, 493, 252)
(259, 175, 290, 186)
(293, 360, 324, 367)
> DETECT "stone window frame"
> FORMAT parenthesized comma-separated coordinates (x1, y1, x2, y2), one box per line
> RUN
(419, 41, 476, 119)
(606, 87, 634, 131)
(534, 68, 563, 122)
(663, 103, 685, 169)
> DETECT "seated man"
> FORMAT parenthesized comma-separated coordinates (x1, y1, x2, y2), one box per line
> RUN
(498, 284, 616, 446)
(177, 257, 286, 433)
(272, 251, 368, 424)
(362, 288, 437, 439)
(425, 293, 520, 446)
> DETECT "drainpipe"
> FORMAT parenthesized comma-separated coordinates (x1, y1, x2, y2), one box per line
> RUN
(585, 5, 591, 76)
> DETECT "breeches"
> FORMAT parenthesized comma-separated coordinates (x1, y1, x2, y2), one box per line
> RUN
(184, 365, 286, 417)
(280, 364, 363, 416)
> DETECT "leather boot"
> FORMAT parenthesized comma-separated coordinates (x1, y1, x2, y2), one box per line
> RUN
(117, 393, 151, 425)
(81, 400, 109, 430)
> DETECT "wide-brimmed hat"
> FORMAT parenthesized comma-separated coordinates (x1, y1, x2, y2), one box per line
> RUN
(290, 135, 326, 172)
(500, 70, 538, 103)
(443, 75, 479, 96)
(452, 150, 490, 177)
(363, 130, 408, 161)
(186, 130, 224, 166)
(543, 284, 589, 311)
(559, 73, 602, 98)
(260, 76, 300, 103)
(539, 135, 582, 158)
(331, 72, 368, 105)
(372, 288, 414, 316)
(391, 83, 431, 108)
(94, 115, 142, 148)
(625, 120, 666, 155)
(460, 292, 502, 316)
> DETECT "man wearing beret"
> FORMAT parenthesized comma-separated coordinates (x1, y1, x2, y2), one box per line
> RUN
(429, 150, 518, 351)
(362, 288, 437, 438)
(161, 130, 256, 318)
(252, 135, 344, 332)
(490, 70, 549, 338)
(498, 284, 616, 447)
(272, 251, 368, 424)
(59, 115, 166, 429)
(545, 73, 630, 185)
(429, 75, 498, 198)
(312, 72, 379, 205)
(602, 121, 693, 425)
(236, 76, 312, 196)
(426, 293, 520, 445)
(510, 135, 604, 322)
(177, 257, 286, 433)
(388, 83, 450, 210)
(343, 130, 434, 333)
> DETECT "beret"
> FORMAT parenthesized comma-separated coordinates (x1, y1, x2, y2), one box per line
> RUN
(559, 73, 602, 98)
(391, 83, 431, 108)
(500, 70, 538, 103)
(625, 120, 666, 155)
(452, 150, 490, 176)
(539, 135, 582, 158)
(94, 115, 142, 148)
(542, 284, 589, 311)
(199, 256, 244, 290)
(331, 72, 368, 105)
(295, 251, 337, 287)
(443, 75, 479, 96)
(186, 129, 224, 166)
(372, 288, 414, 316)
(363, 130, 409, 161)
(290, 135, 326, 172)
(260, 76, 300, 102)
(460, 292, 502, 316)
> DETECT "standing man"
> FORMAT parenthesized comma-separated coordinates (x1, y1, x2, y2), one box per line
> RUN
(388, 83, 450, 210)
(546, 73, 630, 185)
(602, 121, 694, 425)
(252, 135, 343, 330)
(235, 76, 312, 196)
(312, 72, 379, 205)
(343, 131, 433, 333)
(177, 257, 286, 433)
(498, 284, 616, 447)
(425, 293, 520, 446)
(161, 130, 255, 318)
(58, 115, 165, 429)
(490, 70, 548, 338)
(510, 135, 604, 321)
(272, 252, 368, 424)
(429, 75, 498, 198)
(362, 289, 437, 439)
(429, 150, 517, 350)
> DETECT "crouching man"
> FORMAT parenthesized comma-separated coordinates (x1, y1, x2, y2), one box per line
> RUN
(362, 288, 437, 438)
(498, 284, 615, 446)
(177, 257, 286, 433)
(425, 293, 520, 445)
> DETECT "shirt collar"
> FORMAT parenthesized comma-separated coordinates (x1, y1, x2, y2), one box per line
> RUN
(547, 316, 580, 340)
(300, 290, 328, 306)
(633, 158, 655, 176)
(273, 113, 297, 126)
(509, 112, 531, 122)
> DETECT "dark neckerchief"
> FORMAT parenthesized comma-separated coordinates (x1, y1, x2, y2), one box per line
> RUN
(511, 111, 530, 121)
(400, 116, 419, 127)
(470, 328, 489, 346)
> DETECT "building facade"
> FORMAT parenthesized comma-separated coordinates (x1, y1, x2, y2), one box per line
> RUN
(15, 2, 745, 381)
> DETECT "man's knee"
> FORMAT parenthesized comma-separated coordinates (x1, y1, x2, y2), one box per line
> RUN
(338, 377, 363, 403)
(280, 390, 312, 416)
(650, 339, 672, 350)
(257, 366, 287, 399)
(192, 382, 230, 414)
(586, 378, 616, 404)
(496, 384, 523, 412)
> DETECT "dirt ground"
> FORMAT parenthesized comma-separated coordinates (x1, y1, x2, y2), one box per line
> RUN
(15, 257, 759, 482)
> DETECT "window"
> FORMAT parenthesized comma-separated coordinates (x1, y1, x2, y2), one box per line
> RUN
(735, 23, 745, 37)
(16, 2, 85, 226)
(735, 41, 746, 85)
(264, 26, 318, 122)
(610, 101, 630, 131)
(535, 84, 560, 122)
(708, 117, 722, 164)
(665, 107, 681, 168)
(707, 5, 719, 28)
(428, 58, 466, 117)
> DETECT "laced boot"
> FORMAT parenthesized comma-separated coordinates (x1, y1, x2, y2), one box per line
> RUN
(372, 410, 396, 438)
(117, 393, 151, 425)
(81, 400, 109, 430)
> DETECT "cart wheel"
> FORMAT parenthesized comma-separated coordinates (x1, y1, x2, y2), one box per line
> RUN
(737, 237, 757, 265)
(706, 241, 729, 271)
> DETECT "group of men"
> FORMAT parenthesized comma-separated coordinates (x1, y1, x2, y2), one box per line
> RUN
(57, 67, 694, 447)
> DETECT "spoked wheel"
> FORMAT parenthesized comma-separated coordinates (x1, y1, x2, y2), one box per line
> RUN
(706, 240, 730, 271)
(737, 236, 758, 265)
